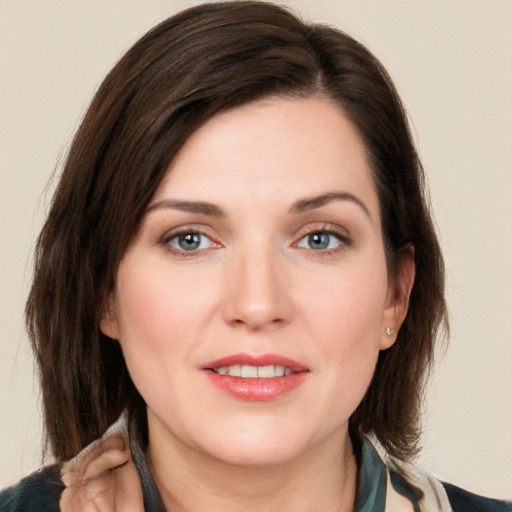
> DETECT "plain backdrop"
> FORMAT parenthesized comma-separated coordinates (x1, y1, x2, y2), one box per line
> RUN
(1, 0, 511, 500)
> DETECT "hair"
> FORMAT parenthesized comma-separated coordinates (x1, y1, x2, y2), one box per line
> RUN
(26, 0, 447, 462)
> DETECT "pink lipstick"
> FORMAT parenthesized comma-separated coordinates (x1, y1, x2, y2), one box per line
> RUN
(202, 353, 309, 401)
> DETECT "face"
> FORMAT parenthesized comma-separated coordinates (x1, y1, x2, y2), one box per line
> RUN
(102, 96, 410, 468)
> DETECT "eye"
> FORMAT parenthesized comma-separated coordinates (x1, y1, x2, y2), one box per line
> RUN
(168, 232, 215, 252)
(297, 231, 345, 251)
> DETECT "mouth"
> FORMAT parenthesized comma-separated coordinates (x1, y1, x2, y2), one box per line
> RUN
(202, 353, 309, 401)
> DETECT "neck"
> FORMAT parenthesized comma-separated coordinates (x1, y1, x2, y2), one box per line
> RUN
(146, 418, 358, 512)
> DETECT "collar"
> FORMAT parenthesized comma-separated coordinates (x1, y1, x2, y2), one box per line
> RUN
(131, 431, 443, 512)
(62, 414, 452, 511)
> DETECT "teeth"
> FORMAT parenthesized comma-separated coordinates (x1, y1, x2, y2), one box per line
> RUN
(257, 365, 275, 378)
(214, 364, 294, 378)
(241, 365, 258, 378)
(227, 364, 241, 377)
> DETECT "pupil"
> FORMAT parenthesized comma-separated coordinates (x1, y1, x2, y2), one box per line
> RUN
(179, 233, 200, 250)
(309, 233, 329, 250)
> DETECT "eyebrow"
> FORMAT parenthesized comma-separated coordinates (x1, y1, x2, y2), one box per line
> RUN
(146, 191, 371, 219)
(289, 191, 371, 219)
(146, 199, 225, 217)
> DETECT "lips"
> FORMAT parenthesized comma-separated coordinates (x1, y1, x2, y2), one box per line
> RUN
(203, 353, 307, 372)
(202, 353, 309, 401)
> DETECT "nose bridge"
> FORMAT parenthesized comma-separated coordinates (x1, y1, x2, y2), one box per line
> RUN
(223, 234, 292, 329)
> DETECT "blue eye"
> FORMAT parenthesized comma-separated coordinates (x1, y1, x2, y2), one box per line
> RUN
(297, 232, 343, 251)
(169, 232, 213, 252)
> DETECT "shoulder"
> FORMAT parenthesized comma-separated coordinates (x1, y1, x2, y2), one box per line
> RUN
(0, 466, 64, 512)
(443, 482, 512, 512)
(364, 435, 511, 512)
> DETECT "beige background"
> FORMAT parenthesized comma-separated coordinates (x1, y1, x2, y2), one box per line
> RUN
(1, 0, 511, 500)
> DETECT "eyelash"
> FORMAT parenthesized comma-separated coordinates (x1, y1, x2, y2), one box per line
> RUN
(160, 227, 220, 257)
(160, 224, 351, 258)
(294, 225, 351, 256)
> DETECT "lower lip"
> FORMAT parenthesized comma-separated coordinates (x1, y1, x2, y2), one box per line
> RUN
(204, 371, 308, 401)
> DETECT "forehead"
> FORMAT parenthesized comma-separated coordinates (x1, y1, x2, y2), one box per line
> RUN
(153, 96, 379, 221)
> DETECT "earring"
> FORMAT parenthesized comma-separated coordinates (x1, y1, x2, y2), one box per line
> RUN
(385, 327, 393, 336)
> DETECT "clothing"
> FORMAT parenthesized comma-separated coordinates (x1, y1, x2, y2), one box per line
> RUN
(1, 417, 510, 511)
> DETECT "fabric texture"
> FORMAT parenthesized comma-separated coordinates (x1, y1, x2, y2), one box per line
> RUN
(443, 483, 512, 512)
(0, 465, 63, 512)
(1, 416, 510, 511)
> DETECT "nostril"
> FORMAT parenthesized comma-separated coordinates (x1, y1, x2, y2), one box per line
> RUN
(229, 316, 287, 331)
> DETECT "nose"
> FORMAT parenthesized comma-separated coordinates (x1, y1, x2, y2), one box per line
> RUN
(222, 244, 294, 331)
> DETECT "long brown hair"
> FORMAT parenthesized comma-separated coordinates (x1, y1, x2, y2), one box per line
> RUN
(26, 1, 447, 462)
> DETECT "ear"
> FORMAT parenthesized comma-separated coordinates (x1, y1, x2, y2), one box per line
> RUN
(99, 294, 119, 340)
(380, 245, 415, 350)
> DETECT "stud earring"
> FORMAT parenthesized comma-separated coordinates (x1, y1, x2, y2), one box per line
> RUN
(385, 327, 393, 336)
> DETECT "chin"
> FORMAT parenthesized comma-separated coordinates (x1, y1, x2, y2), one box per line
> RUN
(194, 420, 317, 468)
(209, 441, 306, 469)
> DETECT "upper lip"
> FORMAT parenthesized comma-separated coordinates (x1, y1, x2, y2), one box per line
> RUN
(202, 353, 308, 372)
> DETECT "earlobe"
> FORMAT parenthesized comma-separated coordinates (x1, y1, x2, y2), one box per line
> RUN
(99, 295, 119, 340)
(380, 245, 415, 350)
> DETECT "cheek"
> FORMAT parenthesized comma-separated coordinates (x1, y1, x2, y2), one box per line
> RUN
(113, 265, 205, 415)
(115, 259, 216, 347)
(112, 258, 226, 411)
(303, 260, 388, 339)
(299, 256, 388, 390)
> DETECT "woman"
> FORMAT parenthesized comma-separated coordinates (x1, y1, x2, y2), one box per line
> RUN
(0, 2, 510, 511)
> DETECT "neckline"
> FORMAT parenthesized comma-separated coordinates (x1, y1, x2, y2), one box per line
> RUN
(130, 432, 409, 512)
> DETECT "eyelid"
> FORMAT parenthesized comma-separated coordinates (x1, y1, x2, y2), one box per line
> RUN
(160, 224, 222, 255)
(295, 222, 351, 240)
(292, 223, 352, 252)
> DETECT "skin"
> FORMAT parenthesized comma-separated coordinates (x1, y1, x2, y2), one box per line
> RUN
(100, 96, 414, 512)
